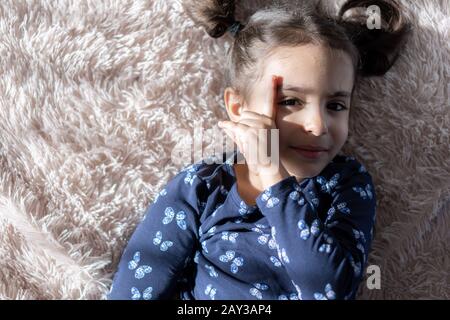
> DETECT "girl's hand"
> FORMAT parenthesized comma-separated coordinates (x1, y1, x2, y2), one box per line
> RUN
(219, 75, 290, 188)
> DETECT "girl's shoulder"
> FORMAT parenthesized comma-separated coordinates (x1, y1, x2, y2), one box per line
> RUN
(172, 151, 237, 199)
(310, 154, 376, 212)
(155, 155, 231, 210)
(178, 151, 235, 182)
(330, 153, 369, 172)
(318, 153, 373, 184)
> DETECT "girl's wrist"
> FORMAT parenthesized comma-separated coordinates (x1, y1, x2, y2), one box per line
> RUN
(258, 163, 291, 190)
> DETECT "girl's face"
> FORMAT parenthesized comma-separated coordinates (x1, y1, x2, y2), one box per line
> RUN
(225, 44, 355, 180)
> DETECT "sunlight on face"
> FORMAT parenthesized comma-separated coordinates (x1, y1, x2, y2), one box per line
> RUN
(245, 44, 355, 179)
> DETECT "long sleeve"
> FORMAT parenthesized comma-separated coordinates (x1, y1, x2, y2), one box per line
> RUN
(108, 164, 204, 300)
(255, 159, 376, 300)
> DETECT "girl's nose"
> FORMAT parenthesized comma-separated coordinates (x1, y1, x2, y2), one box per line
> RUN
(303, 106, 329, 136)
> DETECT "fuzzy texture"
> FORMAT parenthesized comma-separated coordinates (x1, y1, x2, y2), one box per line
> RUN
(0, 0, 448, 300)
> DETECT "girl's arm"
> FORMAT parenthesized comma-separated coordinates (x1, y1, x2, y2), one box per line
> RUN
(107, 166, 203, 300)
(255, 158, 376, 300)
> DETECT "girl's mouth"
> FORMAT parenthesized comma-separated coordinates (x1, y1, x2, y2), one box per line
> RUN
(290, 147, 328, 159)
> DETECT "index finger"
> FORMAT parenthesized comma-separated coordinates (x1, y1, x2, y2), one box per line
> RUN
(264, 75, 281, 120)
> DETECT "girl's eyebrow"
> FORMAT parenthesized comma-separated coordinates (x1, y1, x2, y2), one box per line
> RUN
(280, 85, 351, 98)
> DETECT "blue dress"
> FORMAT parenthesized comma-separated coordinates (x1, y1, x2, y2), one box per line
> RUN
(108, 150, 376, 300)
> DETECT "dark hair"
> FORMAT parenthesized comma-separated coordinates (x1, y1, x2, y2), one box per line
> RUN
(183, 0, 410, 102)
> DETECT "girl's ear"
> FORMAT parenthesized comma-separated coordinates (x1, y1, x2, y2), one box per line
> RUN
(224, 87, 243, 122)
(338, 0, 411, 77)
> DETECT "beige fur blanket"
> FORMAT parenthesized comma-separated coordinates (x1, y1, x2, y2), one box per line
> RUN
(0, 0, 448, 299)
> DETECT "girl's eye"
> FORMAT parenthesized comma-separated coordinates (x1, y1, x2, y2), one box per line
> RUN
(327, 102, 347, 112)
(278, 99, 303, 106)
(278, 99, 348, 112)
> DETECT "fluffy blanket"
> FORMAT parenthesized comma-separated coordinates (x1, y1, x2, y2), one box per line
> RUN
(0, 0, 448, 299)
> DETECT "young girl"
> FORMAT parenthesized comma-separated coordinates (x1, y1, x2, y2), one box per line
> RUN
(108, 0, 409, 300)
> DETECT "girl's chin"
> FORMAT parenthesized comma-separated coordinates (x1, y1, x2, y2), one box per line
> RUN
(282, 150, 331, 177)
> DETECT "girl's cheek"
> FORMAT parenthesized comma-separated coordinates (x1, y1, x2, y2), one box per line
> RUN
(275, 108, 294, 125)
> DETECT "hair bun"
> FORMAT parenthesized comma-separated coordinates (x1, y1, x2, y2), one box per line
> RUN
(183, 0, 240, 39)
(338, 0, 411, 76)
(227, 20, 244, 38)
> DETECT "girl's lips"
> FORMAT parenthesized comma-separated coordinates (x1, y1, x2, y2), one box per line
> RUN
(291, 147, 328, 159)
